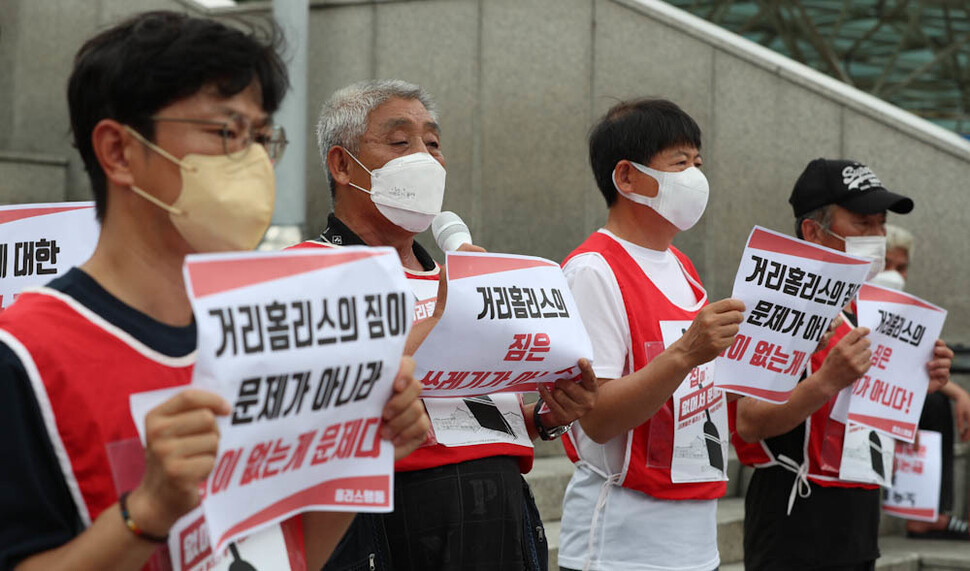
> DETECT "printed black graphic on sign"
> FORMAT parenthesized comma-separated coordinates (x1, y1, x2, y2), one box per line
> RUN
(869, 430, 885, 479)
(463, 396, 515, 437)
(703, 409, 724, 473)
(683, 327, 723, 474)
(228, 543, 259, 571)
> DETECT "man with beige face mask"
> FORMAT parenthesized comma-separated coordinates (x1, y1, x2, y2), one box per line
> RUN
(0, 12, 428, 571)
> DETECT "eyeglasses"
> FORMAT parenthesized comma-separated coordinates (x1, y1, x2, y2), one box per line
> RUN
(149, 114, 288, 162)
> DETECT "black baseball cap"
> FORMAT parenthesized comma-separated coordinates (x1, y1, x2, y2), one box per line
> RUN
(789, 158, 914, 218)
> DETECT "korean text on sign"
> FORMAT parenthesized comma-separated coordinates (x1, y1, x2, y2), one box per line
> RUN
(414, 252, 593, 397)
(884, 430, 942, 522)
(714, 226, 871, 403)
(847, 284, 946, 442)
(176, 247, 411, 553)
(0, 202, 99, 309)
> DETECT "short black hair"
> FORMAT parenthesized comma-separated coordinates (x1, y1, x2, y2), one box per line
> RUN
(588, 98, 702, 206)
(67, 11, 289, 221)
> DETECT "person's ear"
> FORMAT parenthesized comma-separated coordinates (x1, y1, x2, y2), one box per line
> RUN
(614, 160, 658, 198)
(328, 147, 357, 188)
(801, 218, 824, 245)
(92, 119, 137, 188)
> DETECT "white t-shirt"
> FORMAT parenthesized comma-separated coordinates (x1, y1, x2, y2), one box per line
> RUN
(558, 229, 719, 571)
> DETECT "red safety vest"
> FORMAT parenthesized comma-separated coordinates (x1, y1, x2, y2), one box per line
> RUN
(730, 313, 877, 489)
(289, 240, 534, 473)
(561, 232, 725, 500)
(0, 286, 305, 568)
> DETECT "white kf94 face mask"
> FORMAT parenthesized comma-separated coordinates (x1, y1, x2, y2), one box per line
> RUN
(823, 227, 887, 282)
(613, 162, 710, 231)
(346, 150, 447, 233)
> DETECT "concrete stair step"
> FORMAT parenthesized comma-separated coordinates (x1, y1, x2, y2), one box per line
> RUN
(533, 438, 567, 458)
(719, 535, 970, 571)
(880, 536, 970, 570)
(543, 519, 560, 571)
(716, 497, 745, 565)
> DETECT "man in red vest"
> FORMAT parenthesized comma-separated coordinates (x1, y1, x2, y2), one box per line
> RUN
(733, 158, 955, 569)
(0, 12, 428, 571)
(298, 79, 598, 570)
(557, 98, 746, 571)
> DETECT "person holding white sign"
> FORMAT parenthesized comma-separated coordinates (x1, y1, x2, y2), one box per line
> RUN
(557, 98, 747, 571)
(0, 13, 429, 571)
(878, 225, 970, 540)
(733, 158, 954, 569)
(296, 79, 598, 571)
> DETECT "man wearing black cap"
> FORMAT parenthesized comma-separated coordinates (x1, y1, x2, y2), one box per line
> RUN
(731, 158, 954, 570)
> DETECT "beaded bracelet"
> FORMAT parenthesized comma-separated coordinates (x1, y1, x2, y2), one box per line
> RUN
(119, 491, 169, 544)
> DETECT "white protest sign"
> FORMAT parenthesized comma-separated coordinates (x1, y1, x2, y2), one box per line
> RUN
(714, 226, 870, 403)
(848, 284, 946, 442)
(0, 202, 99, 309)
(181, 247, 411, 553)
(165, 505, 297, 571)
(659, 321, 729, 483)
(414, 251, 594, 397)
(838, 422, 895, 488)
(884, 430, 942, 522)
(129, 389, 301, 571)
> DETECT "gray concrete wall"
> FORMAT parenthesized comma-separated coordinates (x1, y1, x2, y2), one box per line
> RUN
(2, 0, 970, 344)
(0, 151, 68, 204)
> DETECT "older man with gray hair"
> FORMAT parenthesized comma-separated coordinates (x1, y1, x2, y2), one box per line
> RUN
(291, 79, 597, 571)
(874, 224, 970, 540)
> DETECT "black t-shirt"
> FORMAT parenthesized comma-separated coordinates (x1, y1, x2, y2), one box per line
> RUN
(743, 311, 881, 569)
(0, 268, 196, 568)
(744, 466, 881, 570)
(317, 213, 437, 271)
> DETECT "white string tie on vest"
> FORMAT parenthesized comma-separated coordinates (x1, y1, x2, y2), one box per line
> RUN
(776, 454, 812, 515)
(581, 461, 622, 571)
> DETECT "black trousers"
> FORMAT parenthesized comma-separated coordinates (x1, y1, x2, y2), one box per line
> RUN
(321, 456, 546, 571)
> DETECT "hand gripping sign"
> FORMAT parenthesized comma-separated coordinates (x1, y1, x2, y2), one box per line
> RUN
(659, 322, 729, 483)
(848, 284, 947, 442)
(134, 247, 412, 557)
(413, 251, 594, 398)
(714, 226, 871, 403)
(884, 430, 943, 522)
(0, 202, 99, 309)
(128, 388, 303, 571)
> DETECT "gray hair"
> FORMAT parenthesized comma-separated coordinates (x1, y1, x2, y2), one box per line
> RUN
(316, 79, 439, 191)
(795, 204, 835, 239)
(885, 223, 914, 259)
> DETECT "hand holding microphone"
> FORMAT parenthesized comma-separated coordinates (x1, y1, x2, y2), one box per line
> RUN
(428, 212, 484, 324)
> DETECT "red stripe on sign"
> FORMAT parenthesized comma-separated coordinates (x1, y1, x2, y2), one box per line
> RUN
(716, 384, 794, 404)
(883, 506, 937, 519)
(215, 474, 390, 550)
(187, 250, 384, 298)
(0, 204, 93, 225)
(748, 227, 869, 265)
(847, 413, 917, 441)
(447, 254, 557, 280)
(858, 284, 943, 312)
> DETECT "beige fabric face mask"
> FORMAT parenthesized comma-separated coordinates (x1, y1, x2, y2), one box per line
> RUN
(125, 127, 275, 252)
